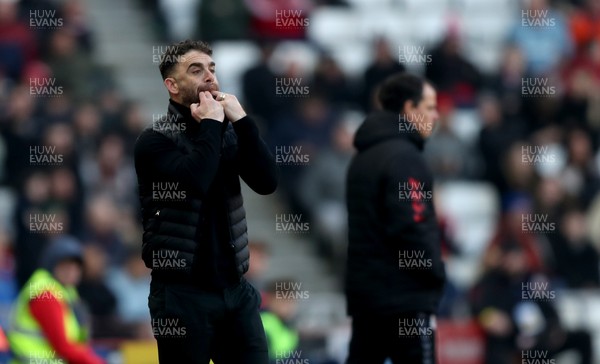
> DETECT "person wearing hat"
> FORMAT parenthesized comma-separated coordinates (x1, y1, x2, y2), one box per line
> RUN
(7, 236, 104, 364)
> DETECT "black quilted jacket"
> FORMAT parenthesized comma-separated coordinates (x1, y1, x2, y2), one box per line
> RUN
(134, 100, 278, 285)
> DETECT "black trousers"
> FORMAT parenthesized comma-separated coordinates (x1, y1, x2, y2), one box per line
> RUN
(148, 278, 269, 364)
(543, 330, 592, 364)
(347, 312, 436, 364)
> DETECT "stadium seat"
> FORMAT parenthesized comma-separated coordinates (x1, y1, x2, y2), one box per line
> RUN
(555, 291, 584, 329)
(358, 10, 412, 43)
(343, 0, 394, 8)
(0, 189, 15, 239)
(436, 319, 485, 364)
(436, 181, 500, 288)
(584, 293, 600, 329)
(308, 8, 362, 49)
(295, 292, 348, 331)
(450, 109, 482, 145)
(555, 290, 600, 361)
(327, 43, 371, 78)
(452, 0, 517, 15)
(268, 41, 320, 76)
(437, 181, 499, 253)
(399, 0, 450, 13)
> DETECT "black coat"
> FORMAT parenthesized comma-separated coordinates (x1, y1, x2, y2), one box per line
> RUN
(345, 110, 445, 316)
(134, 100, 278, 287)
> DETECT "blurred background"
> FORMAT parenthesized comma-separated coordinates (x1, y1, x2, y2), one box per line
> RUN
(1, 0, 600, 362)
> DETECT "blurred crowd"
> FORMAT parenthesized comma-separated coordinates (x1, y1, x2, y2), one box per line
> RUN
(1, 0, 600, 362)
(0, 0, 151, 342)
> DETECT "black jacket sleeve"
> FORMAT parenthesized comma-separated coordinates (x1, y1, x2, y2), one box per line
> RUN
(232, 116, 278, 195)
(134, 119, 223, 198)
(382, 147, 446, 285)
(382, 149, 431, 243)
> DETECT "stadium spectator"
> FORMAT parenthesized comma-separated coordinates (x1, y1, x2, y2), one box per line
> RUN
(471, 241, 593, 364)
(198, 0, 250, 41)
(244, 0, 312, 39)
(242, 41, 283, 132)
(0, 84, 40, 189)
(246, 241, 271, 293)
(80, 133, 137, 208)
(72, 102, 102, 158)
(48, 166, 84, 237)
(361, 36, 405, 111)
(311, 54, 355, 108)
(486, 45, 528, 122)
(83, 195, 127, 267)
(0, 0, 37, 82)
(119, 100, 148, 149)
(562, 128, 600, 207)
(260, 279, 301, 364)
(14, 171, 54, 288)
(425, 31, 483, 108)
(559, 39, 600, 130)
(60, 0, 94, 54)
(45, 28, 97, 101)
(78, 244, 133, 339)
(105, 246, 151, 336)
(298, 115, 357, 267)
(0, 229, 16, 307)
(424, 95, 480, 180)
(501, 142, 537, 198)
(97, 87, 125, 134)
(569, 0, 600, 53)
(486, 196, 546, 272)
(7, 236, 105, 364)
(509, 0, 573, 76)
(269, 95, 338, 213)
(548, 207, 600, 288)
(533, 177, 567, 220)
(477, 94, 527, 191)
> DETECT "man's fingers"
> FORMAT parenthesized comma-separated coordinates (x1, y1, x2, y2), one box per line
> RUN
(199, 91, 207, 102)
(210, 91, 232, 102)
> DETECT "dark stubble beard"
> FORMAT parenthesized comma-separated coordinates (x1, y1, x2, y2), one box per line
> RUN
(181, 84, 219, 107)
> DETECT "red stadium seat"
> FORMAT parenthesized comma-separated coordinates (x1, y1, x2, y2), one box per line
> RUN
(436, 319, 485, 364)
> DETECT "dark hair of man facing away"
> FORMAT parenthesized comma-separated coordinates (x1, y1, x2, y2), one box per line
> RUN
(377, 73, 426, 113)
(158, 39, 213, 80)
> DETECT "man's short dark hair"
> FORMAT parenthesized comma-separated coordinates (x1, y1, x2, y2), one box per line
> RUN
(377, 73, 426, 113)
(159, 39, 212, 80)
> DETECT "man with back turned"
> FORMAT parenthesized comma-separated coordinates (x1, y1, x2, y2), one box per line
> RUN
(134, 39, 278, 363)
(345, 73, 446, 364)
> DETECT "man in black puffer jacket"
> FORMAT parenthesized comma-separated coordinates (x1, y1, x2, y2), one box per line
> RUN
(134, 40, 277, 363)
(345, 73, 445, 364)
